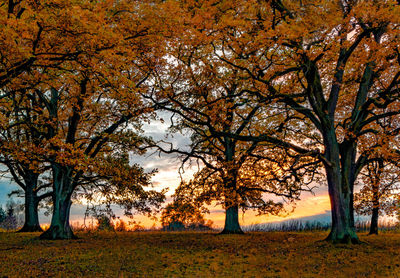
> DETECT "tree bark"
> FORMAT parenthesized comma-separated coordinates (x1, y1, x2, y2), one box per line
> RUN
(220, 135, 244, 234)
(18, 173, 43, 232)
(324, 136, 360, 244)
(369, 202, 379, 235)
(18, 191, 42, 232)
(39, 191, 75, 239)
(40, 166, 76, 240)
(220, 205, 243, 234)
(369, 167, 380, 235)
(325, 183, 359, 243)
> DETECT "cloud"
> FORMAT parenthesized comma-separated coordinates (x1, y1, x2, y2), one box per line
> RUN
(0, 113, 345, 230)
(0, 180, 20, 205)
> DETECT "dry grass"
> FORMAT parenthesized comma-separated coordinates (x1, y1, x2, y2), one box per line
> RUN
(0, 231, 400, 277)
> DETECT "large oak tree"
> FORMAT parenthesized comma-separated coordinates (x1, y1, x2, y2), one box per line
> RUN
(205, 0, 400, 243)
(158, 0, 400, 243)
(0, 97, 52, 232)
(150, 1, 318, 233)
(1, 0, 168, 239)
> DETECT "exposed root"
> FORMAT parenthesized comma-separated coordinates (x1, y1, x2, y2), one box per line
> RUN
(324, 231, 362, 244)
(39, 226, 78, 240)
(17, 225, 43, 233)
(219, 229, 245, 235)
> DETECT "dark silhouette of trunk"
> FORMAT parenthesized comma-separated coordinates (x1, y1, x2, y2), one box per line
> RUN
(369, 187, 380, 235)
(220, 134, 243, 234)
(325, 177, 359, 243)
(368, 161, 382, 235)
(40, 165, 76, 240)
(323, 134, 360, 244)
(296, 52, 376, 244)
(39, 191, 75, 239)
(369, 206, 379, 235)
(220, 205, 243, 234)
(18, 191, 42, 232)
(17, 171, 43, 232)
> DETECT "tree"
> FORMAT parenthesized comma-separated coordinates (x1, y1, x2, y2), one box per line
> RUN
(0, 0, 168, 239)
(0, 206, 6, 223)
(0, 91, 53, 232)
(0, 199, 23, 230)
(0, 0, 80, 232)
(353, 114, 400, 235)
(172, 0, 400, 243)
(0, 158, 48, 232)
(161, 187, 213, 231)
(4, 167, 51, 232)
(354, 160, 400, 235)
(150, 0, 321, 234)
(96, 214, 115, 232)
(36, 80, 164, 240)
(114, 218, 127, 232)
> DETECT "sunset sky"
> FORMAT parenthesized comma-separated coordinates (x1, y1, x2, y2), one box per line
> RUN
(0, 112, 336, 228)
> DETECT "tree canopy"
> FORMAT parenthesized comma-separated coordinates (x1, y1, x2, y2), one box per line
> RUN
(0, 0, 399, 244)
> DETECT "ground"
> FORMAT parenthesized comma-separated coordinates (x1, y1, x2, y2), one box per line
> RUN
(0, 231, 399, 277)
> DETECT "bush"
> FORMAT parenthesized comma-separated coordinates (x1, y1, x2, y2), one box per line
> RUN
(96, 215, 114, 231)
(162, 221, 185, 231)
(115, 219, 127, 232)
(187, 221, 214, 231)
(161, 201, 213, 231)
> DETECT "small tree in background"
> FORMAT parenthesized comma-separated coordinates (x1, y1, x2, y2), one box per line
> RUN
(96, 214, 114, 232)
(354, 160, 400, 235)
(161, 191, 213, 231)
(0, 206, 6, 224)
(0, 199, 23, 230)
(115, 219, 127, 232)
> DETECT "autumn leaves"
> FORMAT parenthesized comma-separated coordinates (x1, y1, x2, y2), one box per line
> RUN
(1, 0, 166, 239)
(153, 0, 400, 242)
(0, 0, 399, 242)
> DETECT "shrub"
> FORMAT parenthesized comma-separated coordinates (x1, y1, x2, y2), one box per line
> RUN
(96, 215, 114, 231)
(115, 219, 127, 232)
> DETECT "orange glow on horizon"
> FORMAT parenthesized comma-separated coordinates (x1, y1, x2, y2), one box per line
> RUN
(57, 194, 332, 230)
(210, 194, 332, 227)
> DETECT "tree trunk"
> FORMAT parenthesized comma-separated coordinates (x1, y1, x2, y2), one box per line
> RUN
(40, 165, 76, 240)
(325, 167, 360, 244)
(39, 191, 75, 239)
(369, 169, 380, 235)
(369, 204, 379, 235)
(322, 134, 360, 244)
(220, 205, 243, 234)
(18, 173, 42, 232)
(325, 193, 359, 243)
(220, 138, 243, 234)
(18, 192, 42, 232)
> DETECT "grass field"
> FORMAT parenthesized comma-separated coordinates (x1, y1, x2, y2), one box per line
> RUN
(1, 231, 400, 277)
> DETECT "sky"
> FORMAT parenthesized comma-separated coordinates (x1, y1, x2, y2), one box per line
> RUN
(123, 112, 336, 228)
(0, 112, 339, 229)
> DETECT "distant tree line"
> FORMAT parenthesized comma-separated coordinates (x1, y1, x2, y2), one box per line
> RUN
(0, 200, 24, 230)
